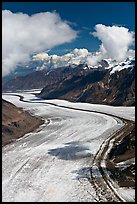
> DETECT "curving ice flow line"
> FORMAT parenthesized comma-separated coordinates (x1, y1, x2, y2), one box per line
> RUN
(2, 93, 134, 202)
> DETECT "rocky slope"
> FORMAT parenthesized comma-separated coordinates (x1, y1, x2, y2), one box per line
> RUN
(3, 57, 135, 106)
(108, 125, 135, 188)
(2, 99, 44, 146)
(2, 66, 75, 91)
(37, 65, 135, 106)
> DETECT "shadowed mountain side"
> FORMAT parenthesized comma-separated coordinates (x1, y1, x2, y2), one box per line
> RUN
(3, 59, 135, 106)
(37, 66, 135, 106)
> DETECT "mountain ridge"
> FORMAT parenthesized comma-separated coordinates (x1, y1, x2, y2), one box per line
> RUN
(3, 57, 135, 106)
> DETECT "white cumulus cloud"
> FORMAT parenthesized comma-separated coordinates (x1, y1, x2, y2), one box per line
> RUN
(2, 10, 77, 76)
(32, 44, 135, 70)
(72, 48, 89, 57)
(91, 24, 134, 62)
(32, 48, 91, 69)
(86, 51, 103, 66)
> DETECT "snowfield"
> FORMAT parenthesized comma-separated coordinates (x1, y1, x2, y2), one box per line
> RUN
(2, 92, 135, 202)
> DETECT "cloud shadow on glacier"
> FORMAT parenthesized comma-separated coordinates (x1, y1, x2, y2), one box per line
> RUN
(48, 141, 92, 161)
(71, 166, 111, 181)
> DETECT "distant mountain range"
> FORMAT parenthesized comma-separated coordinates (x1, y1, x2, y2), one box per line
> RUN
(3, 56, 135, 106)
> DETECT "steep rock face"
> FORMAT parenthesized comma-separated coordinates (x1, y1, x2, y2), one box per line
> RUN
(38, 68, 107, 99)
(108, 126, 135, 188)
(78, 67, 135, 106)
(37, 66, 135, 106)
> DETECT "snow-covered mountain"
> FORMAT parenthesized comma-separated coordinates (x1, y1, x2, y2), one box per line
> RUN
(3, 51, 135, 106)
(31, 49, 135, 74)
(37, 60, 135, 106)
(3, 48, 135, 82)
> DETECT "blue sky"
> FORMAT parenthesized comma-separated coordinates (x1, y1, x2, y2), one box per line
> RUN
(2, 2, 135, 55)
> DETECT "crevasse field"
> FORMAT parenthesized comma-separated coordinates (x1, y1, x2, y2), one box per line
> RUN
(2, 91, 135, 202)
